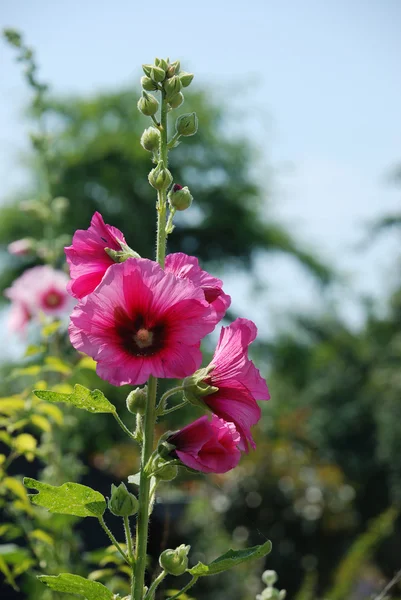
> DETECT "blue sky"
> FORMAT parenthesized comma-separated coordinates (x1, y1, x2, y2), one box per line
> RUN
(1, 0, 400, 337)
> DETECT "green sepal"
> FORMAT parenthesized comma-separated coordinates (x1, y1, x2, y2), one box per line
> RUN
(24, 478, 106, 518)
(187, 540, 272, 576)
(34, 384, 116, 414)
(37, 573, 114, 599)
(183, 366, 218, 408)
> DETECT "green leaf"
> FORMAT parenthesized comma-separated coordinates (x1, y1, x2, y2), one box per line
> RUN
(34, 384, 116, 414)
(187, 540, 272, 576)
(38, 573, 114, 599)
(24, 478, 106, 518)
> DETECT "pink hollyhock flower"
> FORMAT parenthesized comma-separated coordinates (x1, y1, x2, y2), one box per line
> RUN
(165, 253, 231, 322)
(185, 318, 270, 452)
(69, 257, 217, 386)
(168, 415, 241, 474)
(8, 238, 34, 256)
(5, 266, 73, 332)
(65, 211, 127, 299)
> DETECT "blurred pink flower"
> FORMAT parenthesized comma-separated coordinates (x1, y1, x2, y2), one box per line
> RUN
(69, 257, 217, 386)
(168, 415, 241, 473)
(191, 318, 270, 452)
(7, 238, 33, 256)
(165, 253, 231, 322)
(5, 266, 72, 332)
(65, 211, 126, 299)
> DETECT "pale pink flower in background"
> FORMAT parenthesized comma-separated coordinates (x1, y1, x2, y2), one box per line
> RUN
(65, 211, 127, 299)
(5, 266, 73, 332)
(165, 252, 231, 322)
(168, 415, 241, 474)
(190, 318, 270, 452)
(7, 238, 34, 256)
(69, 257, 217, 386)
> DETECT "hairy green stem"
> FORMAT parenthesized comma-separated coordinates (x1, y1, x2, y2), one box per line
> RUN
(113, 411, 137, 440)
(160, 399, 189, 417)
(166, 576, 199, 600)
(133, 87, 170, 600)
(145, 570, 167, 599)
(98, 516, 130, 565)
(156, 385, 184, 414)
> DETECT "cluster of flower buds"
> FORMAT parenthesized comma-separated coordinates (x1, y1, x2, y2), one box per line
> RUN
(139, 57, 194, 113)
(256, 571, 286, 600)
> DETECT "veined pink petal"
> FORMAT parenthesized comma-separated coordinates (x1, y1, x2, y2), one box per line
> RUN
(69, 258, 214, 386)
(165, 252, 231, 324)
(65, 211, 126, 299)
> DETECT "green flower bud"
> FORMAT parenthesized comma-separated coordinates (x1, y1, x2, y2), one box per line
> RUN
(126, 386, 148, 415)
(150, 66, 166, 83)
(141, 76, 158, 91)
(169, 92, 184, 109)
(168, 184, 193, 211)
(175, 112, 198, 137)
(108, 483, 138, 517)
(166, 60, 180, 78)
(164, 75, 182, 100)
(179, 72, 194, 88)
(137, 91, 159, 117)
(183, 366, 218, 408)
(140, 127, 161, 153)
(148, 163, 173, 190)
(105, 242, 140, 263)
(142, 64, 153, 77)
(156, 58, 168, 71)
(262, 571, 278, 587)
(159, 544, 190, 576)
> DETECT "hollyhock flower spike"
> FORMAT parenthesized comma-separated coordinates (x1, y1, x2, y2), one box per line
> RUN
(184, 318, 270, 452)
(5, 265, 73, 332)
(65, 211, 135, 299)
(69, 257, 217, 386)
(165, 252, 231, 322)
(168, 415, 241, 474)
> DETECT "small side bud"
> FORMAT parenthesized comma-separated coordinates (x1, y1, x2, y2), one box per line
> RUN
(126, 387, 148, 415)
(142, 64, 153, 77)
(175, 112, 198, 136)
(179, 72, 194, 88)
(168, 184, 193, 211)
(166, 60, 181, 78)
(141, 76, 158, 91)
(148, 163, 173, 190)
(164, 75, 182, 100)
(154, 460, 178, 481)
(108, 483, 138, 517)
(262, 571, 278, 587)
(150, 66, 166, 83)
(137, 92, 159, 117)
(140, 127, 161, 152)
(183, 366, 218, 408)
(168, 92, 184, 109)
(159, 544, 190, 576)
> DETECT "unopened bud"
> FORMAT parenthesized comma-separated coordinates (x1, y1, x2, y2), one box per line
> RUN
(126, 387, 148, 415)
(164, 76, 182, 100)
(159, 544, 190, 576)
(155, 58, 168, 71)
(166, 60, 180, 78)
(108, 483, 138, 517)
(150, 66, 166, 83)
(140, 127, 160, 153)
(141, 76, 158, 91)
(168, 92, 184, 109)
(137, 91, 159, 117)
(3, 28, 22, 48)
(179, 72, 194, 88)
(148, 163, 173, 190)
(262, 571, 278, 587)
(175, 112, 198, 136)
(168, 184, 193, 211)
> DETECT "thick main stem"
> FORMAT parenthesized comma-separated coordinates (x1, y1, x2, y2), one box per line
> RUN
(133, 89, 169, 600)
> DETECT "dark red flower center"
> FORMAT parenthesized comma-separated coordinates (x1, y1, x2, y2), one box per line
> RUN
(43, 290, 64, 309)
(116, 312, 165, 357)
(203, 287, 221, 304)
